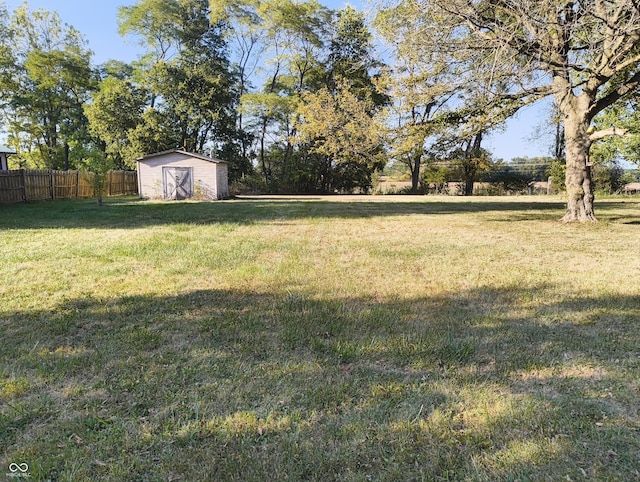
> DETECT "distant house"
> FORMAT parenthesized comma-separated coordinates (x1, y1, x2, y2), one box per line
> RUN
(623, 182, 640, 195)
(528, 181, 551, 195)
(0, 146, 16, 171)
(136, 149, 229, 200)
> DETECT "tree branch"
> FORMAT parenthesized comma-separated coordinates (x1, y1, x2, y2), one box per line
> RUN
(589, 68, 640, 118)
(589, 126, 628, 142)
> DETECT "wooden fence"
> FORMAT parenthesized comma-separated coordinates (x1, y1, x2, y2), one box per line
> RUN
(0, 170, 137, 204)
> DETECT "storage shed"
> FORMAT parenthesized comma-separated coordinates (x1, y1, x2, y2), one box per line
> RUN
(0, 145, 16, 171)
(136, 149, 229, 200)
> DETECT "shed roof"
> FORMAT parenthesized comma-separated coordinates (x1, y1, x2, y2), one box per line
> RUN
(136, 149, 227, 164)
(0, 145, 17, 154)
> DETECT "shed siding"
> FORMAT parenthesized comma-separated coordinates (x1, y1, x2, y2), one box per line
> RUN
(138, 152, 224, 200)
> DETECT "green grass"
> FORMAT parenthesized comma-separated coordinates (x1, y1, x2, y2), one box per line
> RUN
(1, 195, 640, 481)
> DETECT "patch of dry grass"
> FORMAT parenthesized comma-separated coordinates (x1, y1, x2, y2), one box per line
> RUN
(1, 195, 639, 481)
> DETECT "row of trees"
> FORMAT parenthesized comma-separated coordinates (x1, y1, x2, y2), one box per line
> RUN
(0, 0, 388, 193)
(0, 1, 245, 178)
(1, 0, 640, 220)
(386, 155, 638, 195)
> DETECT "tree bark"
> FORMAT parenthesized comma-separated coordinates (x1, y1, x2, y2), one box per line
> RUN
(63, 143, 70, 171)
(560, 100, 596, 223)
(462, 132, 482, 196)
(464, 177, 474, 196)
(410, 152, 421, 193)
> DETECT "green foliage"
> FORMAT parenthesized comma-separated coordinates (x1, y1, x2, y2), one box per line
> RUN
(118, 0, 181, 59)
(374, 0, 640, 219)
(328, 6, 386, 107)
(442, 136, 493, 196)
(85, 76, 147, 169)
(0, 3, 11, 92)
(488, 157, 552, 193)
(591, 100, 640, 167)
(548, 159, 566, 192)
(125, 108, 181, 157)
(3, 0, 640, 206)
(487, 167, 531, 193)
(110, 0, 251, 177)
(296, 84, 386, 192)
(230, 1, 387, 193)
(422, 164, 450, 191)
(229, 171, 268, 195)
(373, 15, 460, 194)
(85, 152, 114, 206)
(2, 5, 95, 170)
(592, 162, 636, 194)
(1, 1, 388, 191)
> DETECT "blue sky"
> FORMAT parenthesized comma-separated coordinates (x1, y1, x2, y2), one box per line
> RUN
(4, 0, 552, 160)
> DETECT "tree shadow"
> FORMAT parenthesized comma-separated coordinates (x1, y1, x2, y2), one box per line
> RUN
(2, 285, 639, 479)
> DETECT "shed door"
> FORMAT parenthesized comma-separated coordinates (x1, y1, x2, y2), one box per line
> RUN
(163, 167, 193, 200)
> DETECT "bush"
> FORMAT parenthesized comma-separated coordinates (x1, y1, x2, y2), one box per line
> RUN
(229, 173, 268, 195)
(548, 160, 566, 192)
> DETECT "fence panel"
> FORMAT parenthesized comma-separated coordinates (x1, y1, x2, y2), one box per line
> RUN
(1, 169, 137, 203)
(0, 170, 25, 203)
(53, 170, 78, 199)
(122, 171, 138, 194)
(78, 171, 95, 198)
(24, 170, 53, 201)
(109, 170, 122, 196)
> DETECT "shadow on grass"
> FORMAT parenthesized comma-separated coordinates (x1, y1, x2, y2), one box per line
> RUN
(2, 285, 639, 480)
(0, 196, 573, 230)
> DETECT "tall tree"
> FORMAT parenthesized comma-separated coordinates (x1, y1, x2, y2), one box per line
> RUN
(289, 6, 388, 193)
(238, 0, 331, 190)
(85, 64, 148, 169)
(210, 0, 265, 132)
(375, 0, 640, 221)
(291, 6, 388, 193)
(375, 62, 454, 193)
(119, 0, 245, 176)
(296, 83, 386, 192)
(327, 6, 385, 104)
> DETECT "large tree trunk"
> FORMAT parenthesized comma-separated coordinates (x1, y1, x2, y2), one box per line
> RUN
(464, 177, 474, 196)
(410, 153, 421, 193)
(561, 101, 596, 223)
(63, 143, 70, 171)
(462, 132, 482, 196)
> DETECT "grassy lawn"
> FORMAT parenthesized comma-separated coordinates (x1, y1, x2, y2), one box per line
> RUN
(1, 195, 639, 481)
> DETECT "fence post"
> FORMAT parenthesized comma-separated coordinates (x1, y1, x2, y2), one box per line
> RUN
(20, 169, 26, 202)
(76, 170, 80, 198)
(49, 170, 54, 200)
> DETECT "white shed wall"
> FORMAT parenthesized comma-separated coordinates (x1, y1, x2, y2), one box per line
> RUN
(137, 152, 227, 200)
